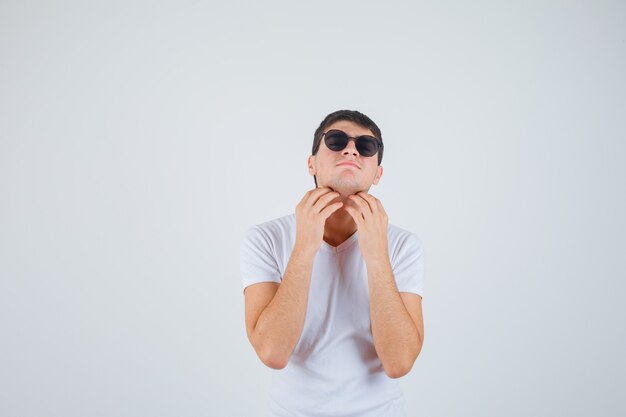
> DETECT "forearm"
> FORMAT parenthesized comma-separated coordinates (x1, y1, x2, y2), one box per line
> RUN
(251, 245, 316, 368)
(367, 257, 422, 378)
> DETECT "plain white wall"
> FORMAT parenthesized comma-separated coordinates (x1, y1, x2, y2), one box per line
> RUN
(1, 1, 625, 416)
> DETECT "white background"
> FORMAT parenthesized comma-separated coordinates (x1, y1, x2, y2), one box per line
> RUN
(1, 1, 625, 416)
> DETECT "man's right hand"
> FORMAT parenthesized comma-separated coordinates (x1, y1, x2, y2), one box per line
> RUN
(294, 187, 343, 255)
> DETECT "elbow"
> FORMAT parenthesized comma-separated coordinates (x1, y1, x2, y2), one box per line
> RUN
(248, 329, 292, 370)
(383, 344, 422, 379)
(259, 353, 289, 370)
(384, 361, 413, 379)
(255, 344, 290, 370)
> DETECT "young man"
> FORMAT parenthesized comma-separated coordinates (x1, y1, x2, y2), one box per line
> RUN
(240, 110, 425, 417)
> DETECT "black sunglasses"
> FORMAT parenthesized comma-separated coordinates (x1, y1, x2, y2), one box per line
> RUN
(322, 129, 383, 157)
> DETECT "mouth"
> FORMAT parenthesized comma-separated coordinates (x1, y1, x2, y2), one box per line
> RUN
(337, 162, 360, 169)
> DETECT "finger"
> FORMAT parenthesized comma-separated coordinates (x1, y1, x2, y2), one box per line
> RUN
(306, 187, 335, 207)
(359, 193, 388, 219)
(343, 205, 364, 226)
(298, 188, 326, 206)
(375, 199, 387, 217)
(320, 201, 344, 219)
(348, 194, 372, 217)
(355, 192, 378, 214)
(313, 191, 341, 213)
(298, 189, 315, 206)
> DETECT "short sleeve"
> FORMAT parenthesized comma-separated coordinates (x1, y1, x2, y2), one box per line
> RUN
(391, 233, 425, 297)
(239, 226, 282, 292)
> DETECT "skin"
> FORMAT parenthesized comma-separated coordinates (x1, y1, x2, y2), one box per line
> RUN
(244, 120, 424, 378)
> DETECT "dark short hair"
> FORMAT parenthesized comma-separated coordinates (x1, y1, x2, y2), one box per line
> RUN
(312, 110, 384, 165)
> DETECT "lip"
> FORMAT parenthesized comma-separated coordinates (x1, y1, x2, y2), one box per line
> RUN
(337, 161, 360, 169)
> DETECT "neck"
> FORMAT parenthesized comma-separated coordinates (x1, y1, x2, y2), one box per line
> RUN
(323, 203, 358, 247)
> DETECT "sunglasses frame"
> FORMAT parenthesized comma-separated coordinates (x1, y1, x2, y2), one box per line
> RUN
(321, 129, 383, 157)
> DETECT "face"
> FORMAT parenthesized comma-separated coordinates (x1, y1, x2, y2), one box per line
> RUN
(308, 120, 383, 195)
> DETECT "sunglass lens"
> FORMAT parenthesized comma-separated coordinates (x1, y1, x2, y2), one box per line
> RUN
(356, 137, 379, 157)
(324, 130, 349, 151)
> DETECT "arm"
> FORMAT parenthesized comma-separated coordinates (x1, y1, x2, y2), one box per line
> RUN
(243, 187, 343, 369)
(244, 245, 316, 369)
(366, 256, 424, 378)
(344, 192, 425, 378)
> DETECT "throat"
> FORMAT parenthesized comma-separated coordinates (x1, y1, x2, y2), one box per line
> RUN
(323, 210, 358, 247)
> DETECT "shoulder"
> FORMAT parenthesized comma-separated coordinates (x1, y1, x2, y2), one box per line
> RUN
(242, 213, 295, 245)
(387, 223, 424, 265)
(387, 223, 423, 250)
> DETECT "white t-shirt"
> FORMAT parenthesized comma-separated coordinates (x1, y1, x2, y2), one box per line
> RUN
(240, 213, 425, 417)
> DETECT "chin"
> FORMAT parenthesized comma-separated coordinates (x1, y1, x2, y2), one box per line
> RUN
(326, 179, 364, 194)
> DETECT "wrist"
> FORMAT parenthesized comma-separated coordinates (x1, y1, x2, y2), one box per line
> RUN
(364, 251, 391, 269)
(292, 242, 318, 261)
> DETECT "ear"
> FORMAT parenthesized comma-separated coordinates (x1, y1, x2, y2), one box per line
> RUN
(372, 165, 383, 185)
(308, 155, 316, 176)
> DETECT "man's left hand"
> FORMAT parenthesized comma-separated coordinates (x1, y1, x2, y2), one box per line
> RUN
(344, 192, 389, 263)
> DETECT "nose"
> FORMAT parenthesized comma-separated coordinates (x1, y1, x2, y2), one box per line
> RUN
(342, 138, 359, 157)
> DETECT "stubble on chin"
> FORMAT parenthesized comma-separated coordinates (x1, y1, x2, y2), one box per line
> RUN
(324, 178, 365, 197)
